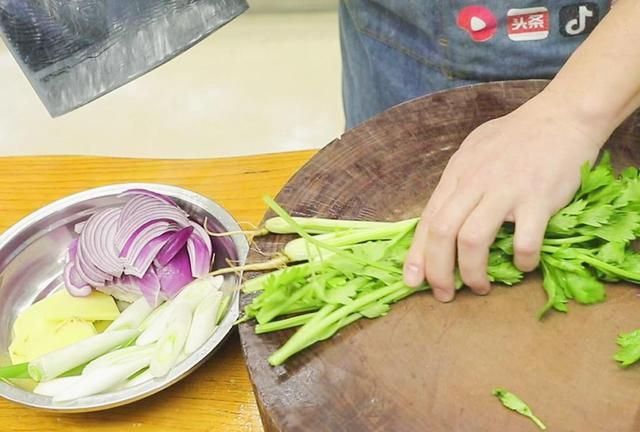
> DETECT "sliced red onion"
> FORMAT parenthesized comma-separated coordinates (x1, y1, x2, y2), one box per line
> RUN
(79, 208, 123, 277)
(74, 240, 110, 287)
(115, 197, 188, 249)
(133, 267, 162, 308)
(68, 238, 79, 260)
(65, 191, 216, 305)
(124, 231, 174, 278)
(190, 222, 212, 256)
(74, 221, 86, 234)
(63, 261, 91, 296)
(119, 219, 174, 258)
(120, 222, 179, 276)
(117, 195, 152, 230)
(185, 222, 213, 277)
(120, 189, 177, 206)
(155, 226, 194, 267)
(186, 236, 211, 278)
(98, 277, 146, 304)
(156, 248, 194, 299)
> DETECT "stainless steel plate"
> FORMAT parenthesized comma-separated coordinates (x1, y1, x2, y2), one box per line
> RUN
(0, 183, 248, 412)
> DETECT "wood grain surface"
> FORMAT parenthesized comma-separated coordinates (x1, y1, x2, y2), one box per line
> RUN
(239, 80, 640, 432)
(0, 151, 316, 431)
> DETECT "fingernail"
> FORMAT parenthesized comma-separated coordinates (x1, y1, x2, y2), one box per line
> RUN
(434, 288, 455, 303)
(404, 264, 423, 287)
(476, 284, 491, 296)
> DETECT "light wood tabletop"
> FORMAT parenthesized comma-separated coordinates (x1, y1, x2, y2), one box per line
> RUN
(0, 151, 316, 432)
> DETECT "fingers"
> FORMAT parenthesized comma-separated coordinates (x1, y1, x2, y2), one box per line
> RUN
(513, 204, 549, 272)
(404, 175, 458, 287)
(425, 186, 483, 302)
(457, 196, 512, 294)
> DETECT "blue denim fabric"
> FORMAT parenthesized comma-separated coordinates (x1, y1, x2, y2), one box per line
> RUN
(340, 1, 611, 128)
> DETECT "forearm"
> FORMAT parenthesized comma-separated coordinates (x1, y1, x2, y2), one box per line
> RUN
(542, 0, 640, 137)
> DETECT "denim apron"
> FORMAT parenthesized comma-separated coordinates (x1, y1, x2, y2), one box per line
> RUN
(340, 0, 612, 128)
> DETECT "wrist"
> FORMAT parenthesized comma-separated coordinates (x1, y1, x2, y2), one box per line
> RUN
(534, 84, 619, 145)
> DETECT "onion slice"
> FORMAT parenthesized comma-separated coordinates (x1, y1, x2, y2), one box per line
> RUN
(156, 248, 194, 299)
(64, 190, 215, 305)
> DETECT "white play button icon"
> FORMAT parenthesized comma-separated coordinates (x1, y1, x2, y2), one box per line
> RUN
(470, 16, 487, 32)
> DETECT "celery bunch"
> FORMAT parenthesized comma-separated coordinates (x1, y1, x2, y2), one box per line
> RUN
(242, 153, 640, 367)
(242, 197, 522, 366)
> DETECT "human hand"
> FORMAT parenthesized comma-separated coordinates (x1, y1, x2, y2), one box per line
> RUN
(402, 91, 611, 302)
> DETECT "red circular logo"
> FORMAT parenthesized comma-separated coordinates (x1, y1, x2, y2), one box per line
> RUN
(457, 5, 498, 42)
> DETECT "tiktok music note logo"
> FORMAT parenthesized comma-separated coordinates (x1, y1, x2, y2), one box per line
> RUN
(560, 3, 600, 37)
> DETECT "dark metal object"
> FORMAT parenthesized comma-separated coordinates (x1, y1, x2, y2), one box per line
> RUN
(0, 0, 248, 116)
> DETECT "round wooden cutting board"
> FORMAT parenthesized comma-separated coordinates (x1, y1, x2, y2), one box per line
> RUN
(238, 80, 640, 432)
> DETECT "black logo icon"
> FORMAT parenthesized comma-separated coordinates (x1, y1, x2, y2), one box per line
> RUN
(560, 3, 599, 37)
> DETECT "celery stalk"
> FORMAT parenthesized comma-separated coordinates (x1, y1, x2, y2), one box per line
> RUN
(263, 196, 402, 275)
(283, 219, 418, 261)
(265, 216, 419, 234)
(268, 282, 407, 365)
(254, 312, 317, 334)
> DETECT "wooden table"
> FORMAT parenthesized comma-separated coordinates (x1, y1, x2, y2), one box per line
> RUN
(0, 151, 315, 432)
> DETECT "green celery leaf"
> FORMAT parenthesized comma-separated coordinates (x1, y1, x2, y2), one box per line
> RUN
(621, 253, 640, 274)
(615, 178, 640, 208)
(584, 181, 624, 207)
(358, 266, 400, 285)
(359, 302, 391, 319)
(583, 212, 640, 242)
(495, 225, 515, 238)
(324, 283, 358, 305)
(622, 166, 639, 179)
(618, 328, 640, 347)
(491, 236, 515, 255)
(614, 329, 640, 367)
(576, 204, 613, 228)
(488, 261, 523, 286)
(542, 253, 585, 274)
(563, 271, 606, 305)
(596, 242, 626, 264)
(547, 200, 586, 234)
(577, 152, 613, 199)
(493, 388, 547, 430)
(351, 241, 389, 263)
(538, 260, 569, 319)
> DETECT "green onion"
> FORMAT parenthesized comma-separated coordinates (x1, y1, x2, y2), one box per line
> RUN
(0, 362, 29, 380)
(52, 356, 150, 402)
(33, 376, 82, 397)
(150, 302, 192, 378)
(184, 290, 223, 354)
(107, 297, 155, 332)
(28, 329, 138, 382)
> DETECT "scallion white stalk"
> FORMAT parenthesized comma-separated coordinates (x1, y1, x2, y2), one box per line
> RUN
(123, 368, 154, 389)
(184, 290, 223, 354)
(28, 329, 138, 382)
(136, 304, 172, 346)
(33, 376, 82, 397)
(83, 344, 155, 375)
(149, 302, 193, 377)
(107, 297, 156, 332)
(52, 356, 150, 402)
